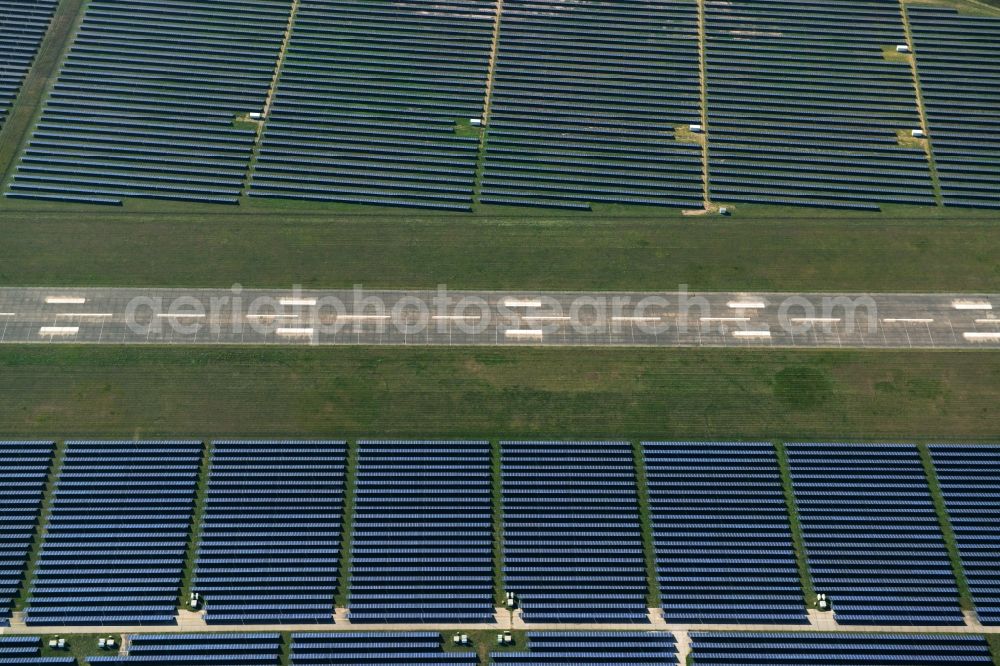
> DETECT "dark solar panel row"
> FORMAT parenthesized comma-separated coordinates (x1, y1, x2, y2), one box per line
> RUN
(500, 441, 649, 623)
(0, 0, 57, 130)
(787, 443, 964, 625)
(705, 0, 935, 209)
(0, 442, 54, 626)
(481, 0, 704, 210)
(643, 441, 808, 624)
(193, 440, 347, 624)
(290, 632, 476, 666)
(492, 631, 676, 665)
(0, 636, 73, 666)
(6, 0, 289, 206)
(348, 440, 494, 623)
(690, 632, 992, 665)
(24, 440, 203, 626)
(908, 8, 1000, 209)
(248, 0, 495, 211)
(929, 444, 1000, 625)
(88, 633, 281, 666)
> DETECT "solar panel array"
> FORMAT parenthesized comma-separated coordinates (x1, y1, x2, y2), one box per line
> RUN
(493, 631, 676, 666)
(909, 8, 1000, 209)
(0, 442, 53, 627)
(704, 0, 935, 210)
(0, 636, 73, 666)
(480, 0, 704, 211)
(930, 444, 1000, 626)
(787, 443, 964, 625)
(501, 440, 648, 623)
(643, 441, 807, 624)
(690, 632, 993, 665)
(290, 632, 476, 666)
(248, 0, 495, 211)
(87, 633, 281, 666)
(24, 440, 203, 626)
(0, 0, 57, 130)
(194, 440, 347, 624)
(6, 0, 290, 206)
(349, 440, 494, 623)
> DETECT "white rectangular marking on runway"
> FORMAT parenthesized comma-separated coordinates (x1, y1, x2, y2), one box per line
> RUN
(276, 327, 314, 337)
(279, 298, 317, 306)
(727, 301, 766, 309)
(975, 318, 1000, 324)
(44, 297, 86, 304)
(0, 313, 15, 317)
(612, 316, 662, 322)
(39, 326, 79, 336)
(156, 313, 206, 318)
(963, 332, 1000, 342)
(522, 316, 571, 321)
(432, 315, 481, 320)
(56, 313, 113, 317)
(505, 329, 544, 339)
(732, 330, 771, 338)
(883, 318, 934, 323)
(952, 300, 992, 310)
(701, 317, 750, 322)
(502, 298, 541, 308)
(791, 317, 841, 323)
(245, 313, 298, 319)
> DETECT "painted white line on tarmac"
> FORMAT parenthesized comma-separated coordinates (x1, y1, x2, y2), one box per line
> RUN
(502, 298, 542, 308)
(953, 300, 992, 310)
(45, 297, 86, 304)
(727, 301, 766, 309)
(505, 329, 544, 339)
(963, 332, 1000, 342)
(883, 318, 934, 323)
(0, 313, 15, 317)
(975, 318, 1000, 324)
(279, 298, 317, 306)
(39, 326, 79, 336)
(275, 327, 314, 337)
(733, 330, 771, 338)
(156, 313, 206, 318)
(245, 314, 298, 319)
(432, 315, 481, 320)
(701, 317, 750, 322)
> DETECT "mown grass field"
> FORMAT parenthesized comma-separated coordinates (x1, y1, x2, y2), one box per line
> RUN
(1, 346, 998, 440)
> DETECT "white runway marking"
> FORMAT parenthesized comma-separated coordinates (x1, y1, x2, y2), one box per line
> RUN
(883, 318, 934, 323)
(432, 315, 481, 320)
(733, 330, 771, 338)
(505, 329, 544, 339)
(245, 313, 298, 319)
(275, 327, 314, 337)
(44, 297, 86, 304)
(279, 297, 316, 306)
(975, 318, 1000, 324)
(964, 332, 1000, 341)
(502, 298, 541, 307)
(39, 326, 79, 336)
(727, 301, 766, 309)
(156, 313, 206, 318)
(56, 313, 112, 318)
(701, 317, 750, 322)
(952, 300, 992, 310)
(0, 313, 15, 316)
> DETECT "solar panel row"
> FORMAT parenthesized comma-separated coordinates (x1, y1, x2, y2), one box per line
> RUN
(348, 440, 495, 623)
(908, 8, 1000, 209)
(88, 633, 281, 666)
(194, 440, 347, 624)
(0, 0, 57, 131)
(492, 631, 676, 666)
(290, 632, 476, 666)
(0, 636, 73, 666)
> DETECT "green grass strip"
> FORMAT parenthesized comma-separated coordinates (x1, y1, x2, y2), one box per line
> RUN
(278, 632, 292, 666)
(13, 439, 66, 612)
(917, 442, 975, 611)
(491, 439, 506, 607)
(631, 440, 661, 609)
(987, 635, 1000, 666)
(178, 439, 213, 607)
(334, 439, 359, 610)
(773, 441, 817, 607)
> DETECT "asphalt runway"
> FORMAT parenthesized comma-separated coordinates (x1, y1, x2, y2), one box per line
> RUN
(0, 287, 998, 349)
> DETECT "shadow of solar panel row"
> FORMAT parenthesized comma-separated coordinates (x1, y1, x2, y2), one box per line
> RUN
(492, 631, 676, 666)
(908, 8, 1000, 209)
(0, 636, 74, 666)
(0, 442, 53, 627)
(705, 0, 935, 209)
(23, 440, 203, 626)
(5, 0, 290, 206)
(929, 444, 1000, 625)
(0, 0, 57, 130)
(248, 0, 494, 211)
(643, 441, 807, 624)
(290, 632, 476, 666)
(193, 440, 347, 625)
(501, 441, 648, 623)
(787, 443, 964, 626)
(689, 632, 992, 665)
(87, 633, 281, 666)
(481, 0, 704, 210)
(349, 440, 494, 623)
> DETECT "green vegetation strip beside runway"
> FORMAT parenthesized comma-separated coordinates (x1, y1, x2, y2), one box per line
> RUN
(1, 347, 999, 440)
